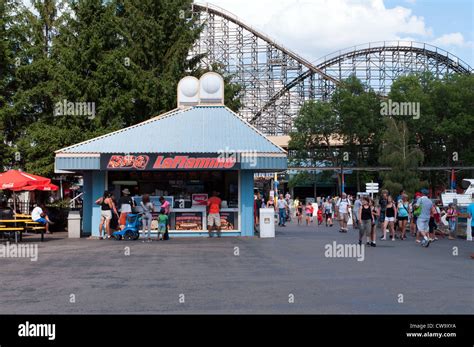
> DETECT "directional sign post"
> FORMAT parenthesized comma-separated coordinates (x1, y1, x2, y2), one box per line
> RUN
(366, 182, 379, 198)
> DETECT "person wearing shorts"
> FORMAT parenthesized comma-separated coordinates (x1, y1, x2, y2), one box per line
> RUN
(397, 194, 410, 240)
(31, 204, 54, 234)
(305, 202, 313, 226)
(324, 200, 333, 227)
(358, 197, 374, 246)
(336, 193, 350, 233)
(296, 201, 303, 225)
(157, 208, 169, 241)
(118, 188, 135, 230)
(446, 204, 458, 240)
(95, 191, 118, 239)
(415, 189, 433, 247)
(207, 191, 222, 237)
(382, 196, 397, 241)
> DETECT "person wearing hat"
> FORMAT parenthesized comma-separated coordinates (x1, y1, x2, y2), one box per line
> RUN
(118, 188, 135, 229)
(414, 188, 433, 247)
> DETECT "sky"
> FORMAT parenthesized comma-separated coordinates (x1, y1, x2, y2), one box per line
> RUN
(200, 0, 474, 67)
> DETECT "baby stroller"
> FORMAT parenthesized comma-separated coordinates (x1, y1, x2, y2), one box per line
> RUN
(112, 213, 142, 241)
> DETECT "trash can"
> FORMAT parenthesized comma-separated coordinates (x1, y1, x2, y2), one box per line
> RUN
(259, 208, 275, 238)
(68, 211, 82, 238)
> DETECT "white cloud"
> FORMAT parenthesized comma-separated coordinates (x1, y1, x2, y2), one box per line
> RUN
(199, 0, 452, 61)
(431, 32, 472, 48)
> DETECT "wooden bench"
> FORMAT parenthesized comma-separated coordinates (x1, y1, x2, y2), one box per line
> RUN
(15, 214, 31, 219)
(24, 222, 46, 242)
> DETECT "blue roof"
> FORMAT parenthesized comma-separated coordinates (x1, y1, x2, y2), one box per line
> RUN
(57, 106, 285, 154)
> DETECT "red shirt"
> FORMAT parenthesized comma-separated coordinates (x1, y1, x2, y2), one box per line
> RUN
(208, 197, 221, 214)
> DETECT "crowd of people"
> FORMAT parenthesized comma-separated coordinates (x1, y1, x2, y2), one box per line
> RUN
(95, 189, 223, 241)
(254, 188, 474, 251)
(95, 189, 172, 241)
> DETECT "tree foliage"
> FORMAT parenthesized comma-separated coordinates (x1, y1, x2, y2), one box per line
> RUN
(290, 72, 473, 192)
(378, 118, 425, 195)
(0, 0, 241, 176)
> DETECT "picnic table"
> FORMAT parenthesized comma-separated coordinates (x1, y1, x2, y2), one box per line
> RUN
(0, 219, 46, 242)
(0, 219, 29, 243)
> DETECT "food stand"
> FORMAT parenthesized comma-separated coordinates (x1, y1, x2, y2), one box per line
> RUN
(54, 73, 287, 237)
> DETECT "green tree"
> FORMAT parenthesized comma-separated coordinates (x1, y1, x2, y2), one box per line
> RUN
(431, 74, 474, 166)
(332, 76, 383, 165)
(0, 0, 11, 169)
(331, 75, 384, 190)
(10, 0, 203, 176)
(0, 0, 26, 169)
(389, 72, 474, 188)
(289, 100, 340, 167)
(379, 117, 425, 196)
(290, 75, 385, 193)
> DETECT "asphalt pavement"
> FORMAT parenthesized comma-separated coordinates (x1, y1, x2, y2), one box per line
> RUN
(0, 221, 472, 314)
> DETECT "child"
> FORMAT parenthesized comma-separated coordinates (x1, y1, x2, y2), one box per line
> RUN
(157, 208, 169, 241)
(317, 206, 323, 225)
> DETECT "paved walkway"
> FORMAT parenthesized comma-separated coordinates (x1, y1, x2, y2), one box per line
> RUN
(0, 223, 472, 314)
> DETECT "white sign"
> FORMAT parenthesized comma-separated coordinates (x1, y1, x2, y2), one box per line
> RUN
(366, 182, 379, 194)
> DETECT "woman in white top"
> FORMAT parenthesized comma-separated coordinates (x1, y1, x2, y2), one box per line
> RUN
(311, 201, 318, 223)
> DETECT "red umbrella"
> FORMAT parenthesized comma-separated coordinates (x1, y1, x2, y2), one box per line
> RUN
(0, 170, 53, 214)
(11, 183, 59, 192)
(0, 170, 51, 190)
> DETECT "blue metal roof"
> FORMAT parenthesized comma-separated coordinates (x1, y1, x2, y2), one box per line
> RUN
(57, 106, 285, 154)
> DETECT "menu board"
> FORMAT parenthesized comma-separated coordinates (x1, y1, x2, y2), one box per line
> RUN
(173, 212, 203, 231)
(219, 211, 238, 230)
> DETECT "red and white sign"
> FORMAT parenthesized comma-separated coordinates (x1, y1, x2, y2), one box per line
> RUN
(102, 154, 238, 170)
(192, 194, 208, 206)
(153, 155, 236, 170)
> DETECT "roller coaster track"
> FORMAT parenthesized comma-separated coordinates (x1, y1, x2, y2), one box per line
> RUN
(191, 3, 472, 136)
(192, 3, 339, 84)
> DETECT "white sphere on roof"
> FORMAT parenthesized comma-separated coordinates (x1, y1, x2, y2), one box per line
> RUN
(179, 76, 199, 97)
(201, 73, 223, 94)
